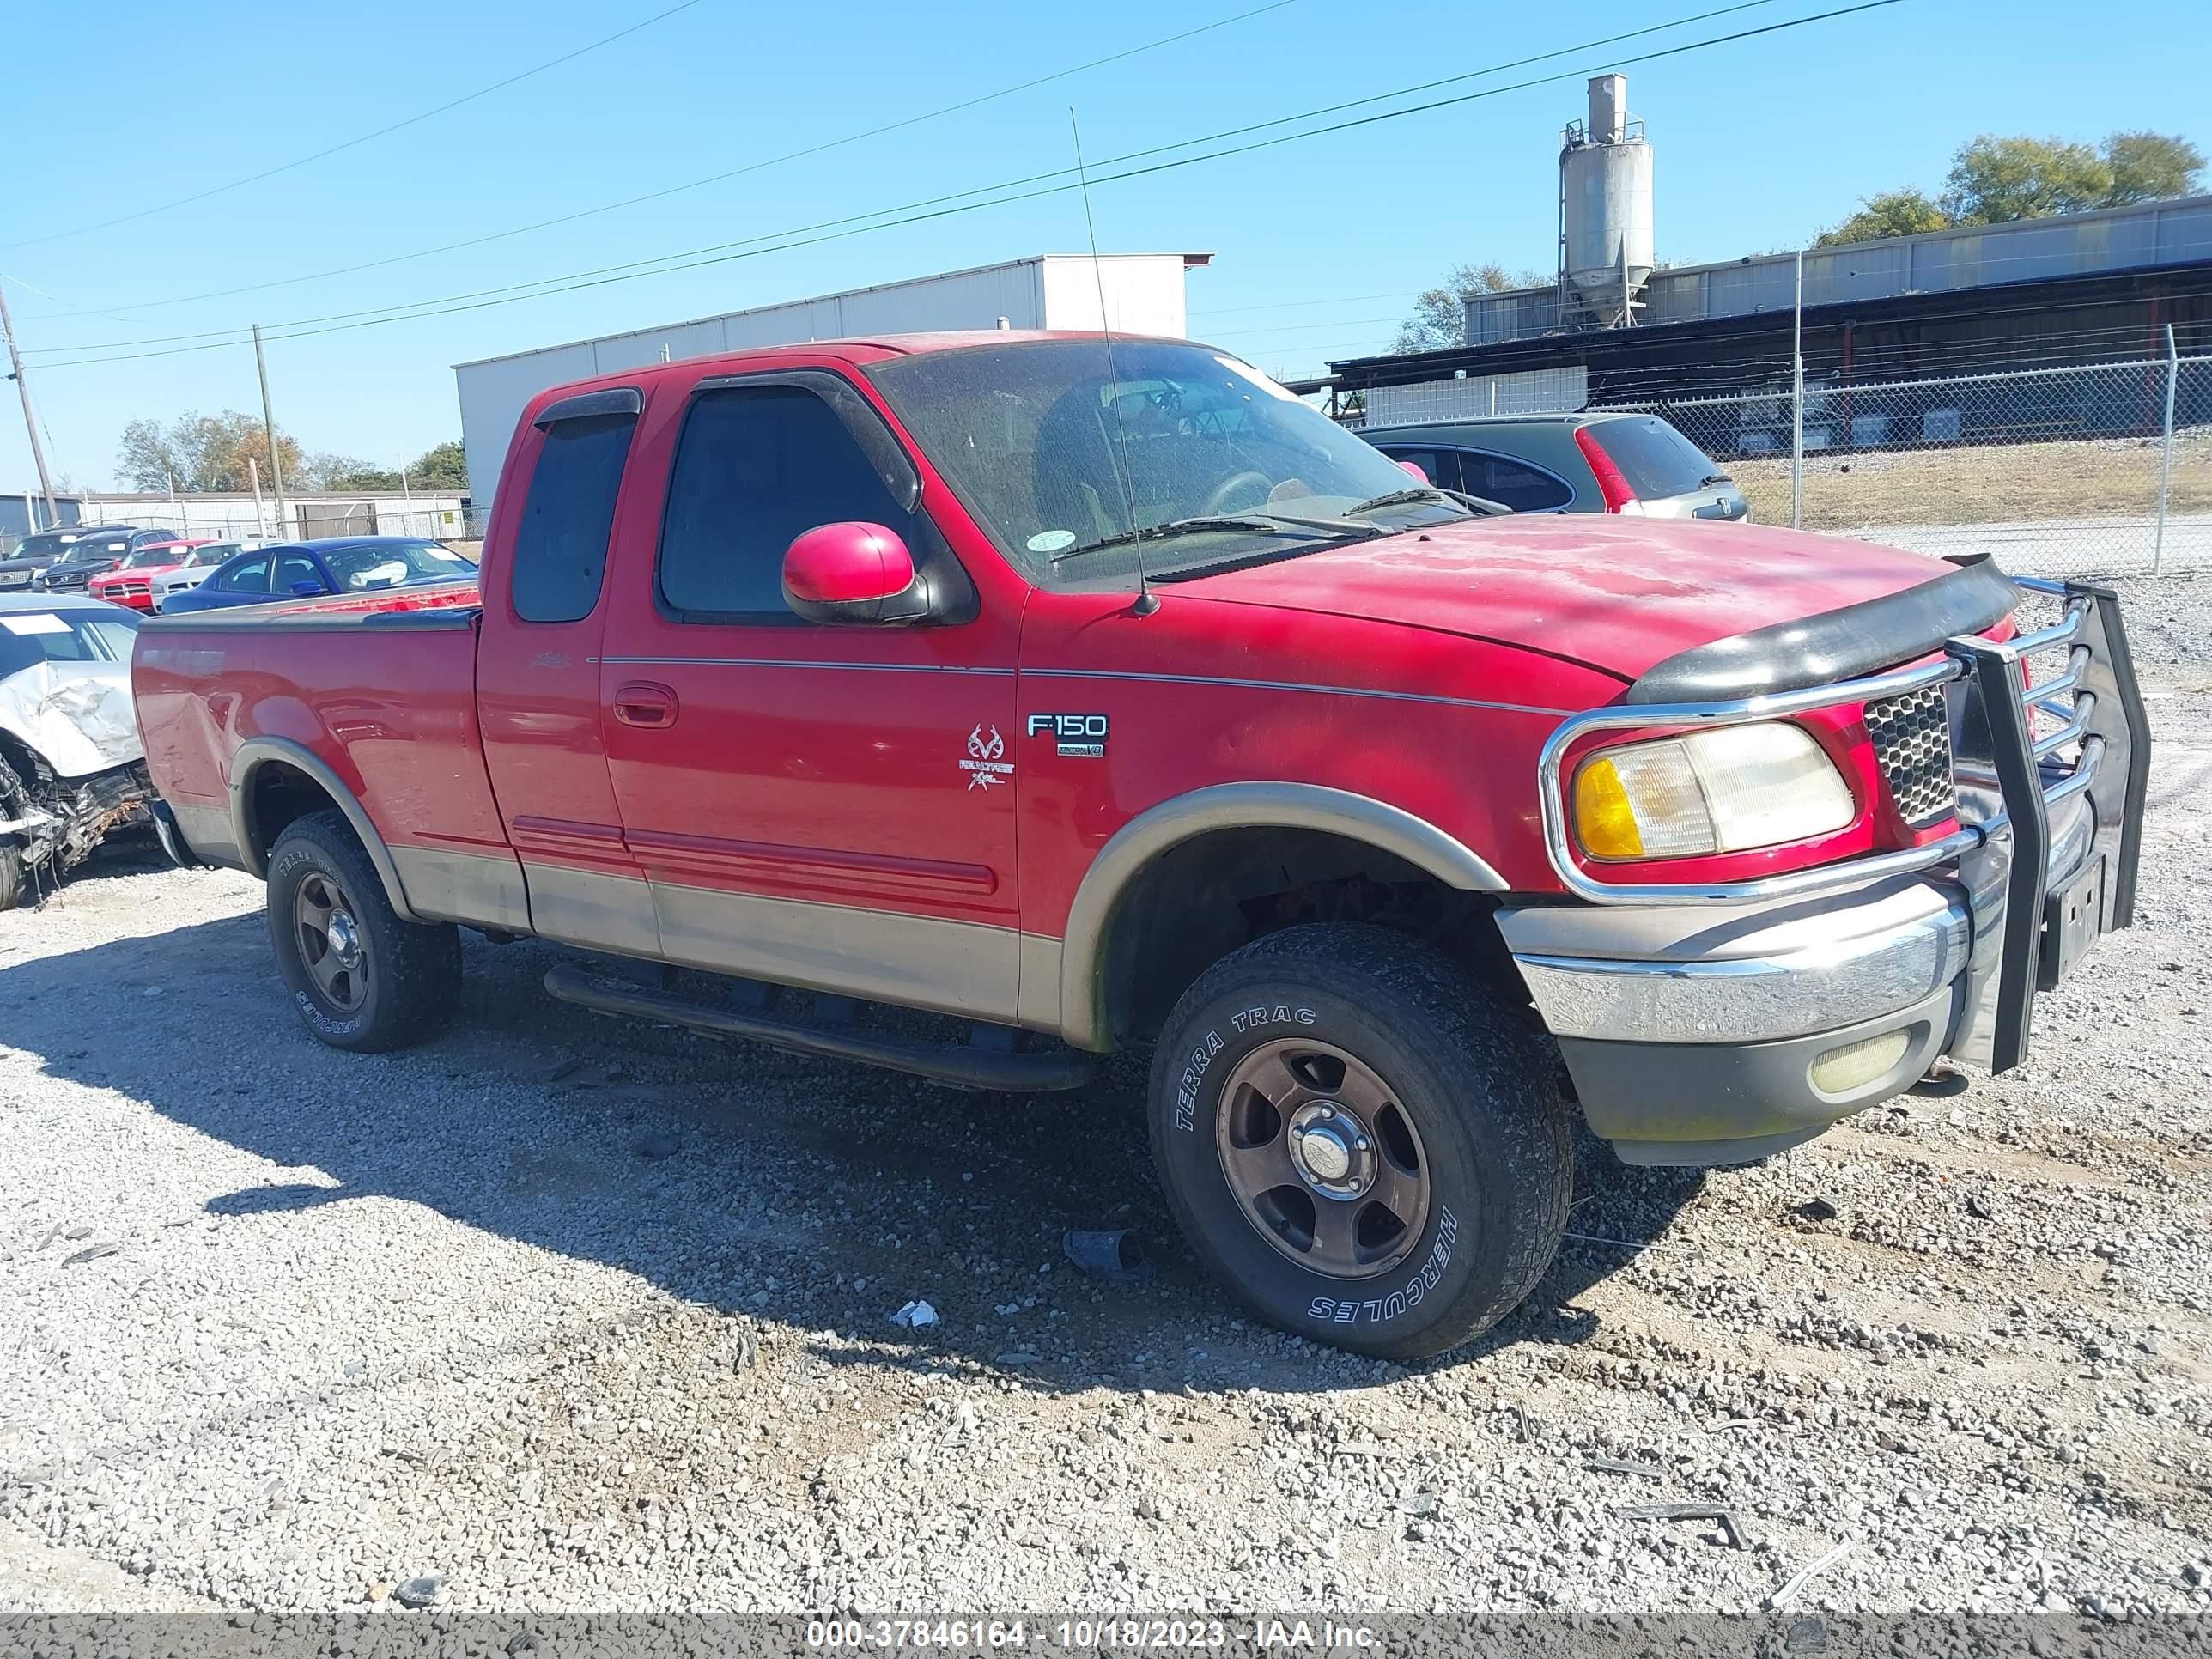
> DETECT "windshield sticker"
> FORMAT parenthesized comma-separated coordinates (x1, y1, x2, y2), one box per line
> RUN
(1026, 529, 1076, 555)
(1214, 356, 1300, 402)
(0, 614, 70, 636)
(428, 548, 468, 562)
(959, 725, 1012, 792)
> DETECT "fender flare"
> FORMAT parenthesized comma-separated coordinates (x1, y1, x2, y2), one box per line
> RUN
(229, 736, 422, 922)
(1054, 781, 1506, 1051)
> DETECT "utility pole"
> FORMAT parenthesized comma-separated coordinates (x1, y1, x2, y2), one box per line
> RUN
(252, 324, 288, 538)
(1790, 250, 1806, 530)
(0, 280, 60, 530)
(248, 455, 267, 538)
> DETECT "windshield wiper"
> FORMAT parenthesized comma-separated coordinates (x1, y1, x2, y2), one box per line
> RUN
(1699, 472, 1734, 489)
(1343, 485, 1510, 518)
(1050, 512, 1381, 564)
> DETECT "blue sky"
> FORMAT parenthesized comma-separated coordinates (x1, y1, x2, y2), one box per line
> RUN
(3, 0, 2204, 491)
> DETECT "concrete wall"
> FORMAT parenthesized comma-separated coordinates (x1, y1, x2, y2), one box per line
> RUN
(1360, 366, 1590, 426)
(453, 253, 1200, 518)
(39, 493, 465, 541)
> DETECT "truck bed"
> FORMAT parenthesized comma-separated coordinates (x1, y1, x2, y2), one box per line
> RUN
(133, 583, 516, 906)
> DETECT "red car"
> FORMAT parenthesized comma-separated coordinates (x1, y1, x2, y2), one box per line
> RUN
(88, 538, 216, 611)
(131, 331, 2148, 1359)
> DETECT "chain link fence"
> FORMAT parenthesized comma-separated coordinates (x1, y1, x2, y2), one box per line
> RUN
(1591, 353, 2209, 578)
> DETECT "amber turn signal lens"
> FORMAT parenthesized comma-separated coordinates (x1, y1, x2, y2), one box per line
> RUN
(1572, 756, 1646, 860)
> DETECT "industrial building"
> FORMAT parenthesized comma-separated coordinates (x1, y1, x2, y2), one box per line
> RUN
(1291, 76, 2212, 441)
(453, 252, 1211, 513)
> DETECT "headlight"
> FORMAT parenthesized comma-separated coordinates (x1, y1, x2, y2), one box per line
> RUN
(1571, 722, 1855, 861)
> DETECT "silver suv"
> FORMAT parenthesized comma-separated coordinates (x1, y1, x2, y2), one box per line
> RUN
(1362, 410, 1750, 523)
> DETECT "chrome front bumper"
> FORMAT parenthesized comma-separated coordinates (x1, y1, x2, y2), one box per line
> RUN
(1506, 577, 2150, 1164)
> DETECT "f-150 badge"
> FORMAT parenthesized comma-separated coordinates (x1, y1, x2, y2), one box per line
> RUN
(961, 725, 1012, 791)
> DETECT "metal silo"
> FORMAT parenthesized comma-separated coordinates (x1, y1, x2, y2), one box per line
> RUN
(1559, 75, 1654, 326)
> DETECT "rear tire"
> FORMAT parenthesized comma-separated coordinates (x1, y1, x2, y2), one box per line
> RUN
(1147, 923, 1571, 1361)
(0, 843, 21, 913)
(266, 810, 459, 1052)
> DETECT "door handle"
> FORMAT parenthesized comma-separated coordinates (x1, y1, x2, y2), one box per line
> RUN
(612, 682, 679, 729)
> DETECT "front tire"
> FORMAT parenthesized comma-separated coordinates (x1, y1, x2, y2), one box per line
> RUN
(0, 842, 21, 913)
(266, 811, 459, 1052)
(1147, 923, 1571, 1361)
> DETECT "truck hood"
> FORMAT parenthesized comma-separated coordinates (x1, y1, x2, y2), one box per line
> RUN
(1171, 514, 1954, 684)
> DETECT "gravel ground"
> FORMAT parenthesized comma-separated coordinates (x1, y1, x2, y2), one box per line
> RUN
(2, 576, 2209, 1621)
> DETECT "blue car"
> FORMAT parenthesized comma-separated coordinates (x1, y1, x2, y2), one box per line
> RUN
(160, 537, 477, 613)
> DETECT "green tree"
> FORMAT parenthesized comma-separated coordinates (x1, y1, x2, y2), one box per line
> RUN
(2102, 130, 2206, 204)
(115, 411, 303, 492)
(303, 455, 403, 491)
(1942, 134, 2113, 224)
(1392, 262, 1550, 354)
(406, 440, 470, 490)
(1814, 187, 1950, 246)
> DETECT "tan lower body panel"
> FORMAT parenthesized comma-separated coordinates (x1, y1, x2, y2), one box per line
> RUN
(390, 846, 532, 932)
(653, 880, 1022, 1023)
(518, 860, 1036, 1029)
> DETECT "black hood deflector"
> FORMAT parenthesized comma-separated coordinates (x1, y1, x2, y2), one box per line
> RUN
(1626, 555, 2020, 705)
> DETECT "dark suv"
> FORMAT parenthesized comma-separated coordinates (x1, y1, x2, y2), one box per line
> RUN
(1362, 411, 1750, 522)
(0, 526, 131, 592)
(33, 526, 182, 592)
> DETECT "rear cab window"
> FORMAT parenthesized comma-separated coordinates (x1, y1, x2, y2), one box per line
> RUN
(1586, 416, 1726, 500)
(512, 404, 639, 624)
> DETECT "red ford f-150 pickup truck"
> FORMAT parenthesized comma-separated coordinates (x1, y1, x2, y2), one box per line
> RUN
(132, 331, 2149, 1359)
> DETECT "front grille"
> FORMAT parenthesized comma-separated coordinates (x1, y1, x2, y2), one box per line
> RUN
(1865, 684, 1956, 827)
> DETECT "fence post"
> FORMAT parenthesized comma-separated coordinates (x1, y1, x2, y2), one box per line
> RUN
(2154, 324, 2178, 577)
(1790, 250, 1805, 529)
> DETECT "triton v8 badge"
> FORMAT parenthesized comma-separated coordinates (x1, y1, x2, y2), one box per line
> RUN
(1028, 713, 1109, 757)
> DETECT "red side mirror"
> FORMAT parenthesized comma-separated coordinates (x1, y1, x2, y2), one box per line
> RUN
(782, 521, 922, 625)
(1397, 459, 1430, 483)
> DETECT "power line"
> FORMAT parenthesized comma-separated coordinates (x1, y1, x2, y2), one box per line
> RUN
(27, 0, 1787, 334)
(1, 0, 713, 252)
(21, 0, 1303, 327)
(24, 1, 1907, 373)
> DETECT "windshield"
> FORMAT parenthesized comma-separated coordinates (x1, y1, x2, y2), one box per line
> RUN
(319, 540, 477, 591)
(123, 544, 186, 569)
(59, 537, 129, 564)
(188, 543, 240, 567)
(866, 339, 1465, 584)
(0, 607, 140, 678)
(13, 532, 89, 562)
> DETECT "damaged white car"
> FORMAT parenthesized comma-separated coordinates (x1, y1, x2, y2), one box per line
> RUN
(0, 594, 154, 910)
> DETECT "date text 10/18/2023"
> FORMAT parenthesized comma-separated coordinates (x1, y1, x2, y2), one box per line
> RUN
(806, 1620, 1383, 1650)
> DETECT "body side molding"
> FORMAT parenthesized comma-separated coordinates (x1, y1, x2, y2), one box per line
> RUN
(1052, 782, 1507, 1051)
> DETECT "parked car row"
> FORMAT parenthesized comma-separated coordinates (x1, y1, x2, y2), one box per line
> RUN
(0, 530, 477, 612)
(0, 526, 197, 594)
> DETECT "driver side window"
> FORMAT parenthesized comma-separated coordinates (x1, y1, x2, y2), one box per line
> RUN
(215, 556, 270, 593)
(656, 384, 917, 623)
(275, 553, 325, 593)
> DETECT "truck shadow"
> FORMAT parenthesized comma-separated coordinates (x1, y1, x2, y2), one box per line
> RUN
(4, 911, 1701, 1396)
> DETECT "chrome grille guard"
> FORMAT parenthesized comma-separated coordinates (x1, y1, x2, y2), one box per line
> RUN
(1536, 577, 2151, 1072)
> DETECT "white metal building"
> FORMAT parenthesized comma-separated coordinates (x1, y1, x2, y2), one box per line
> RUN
(452, 252, 1212, 514)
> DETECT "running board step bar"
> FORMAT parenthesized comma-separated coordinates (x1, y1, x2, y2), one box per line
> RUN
(541, 963, 1096, 1092)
